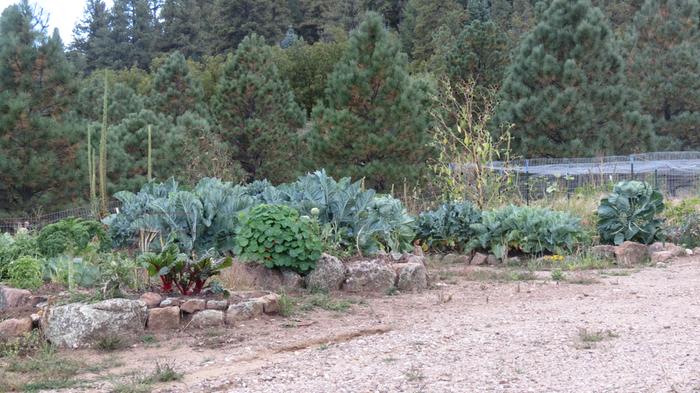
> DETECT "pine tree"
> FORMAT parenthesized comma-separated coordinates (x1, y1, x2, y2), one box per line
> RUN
(495, 0, 653, 157)
(0, 2, 80, 213)
(210, 0, 291, 54)
(626, 0, 700, 148)
(399, 0, 467, 67)
(273, 38, 347, 115)
(445, 19, 509, 114)
(310, 12, 433, 191)
(151, 51, 204, 119)
(109, 0, 132, 68)
(160, 0, 215, 58)
(129, 0, 158, 69)
(211, 34, 306, 183)
(71, 0, 111, 72)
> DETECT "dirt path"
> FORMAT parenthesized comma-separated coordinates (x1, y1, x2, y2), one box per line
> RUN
(61, 257, 700, 392)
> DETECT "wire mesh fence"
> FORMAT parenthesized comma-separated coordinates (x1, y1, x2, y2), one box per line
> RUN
(0, 201, 120, 234)
(2, 152, 699, 234)
(491, 151, 700, 202)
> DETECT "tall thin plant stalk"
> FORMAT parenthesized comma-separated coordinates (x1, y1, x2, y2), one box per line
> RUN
(99, 71, 109, 216)
(147, 125, 153, 182)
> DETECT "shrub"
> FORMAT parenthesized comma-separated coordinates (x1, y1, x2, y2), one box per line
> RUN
(37, 218, 109, 257)
(0, 232, 40, 279)
(416, 201, 482, 252)
(140, 243, 232, 295)
(234, 204, 322, 273)
(469, 205, 585, 259)
(7, 256, 44, 289)
(597, 180, 664, 245)
(666, 213, 700, 248)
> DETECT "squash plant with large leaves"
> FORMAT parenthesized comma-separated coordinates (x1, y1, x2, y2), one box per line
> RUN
(597, 180, 664, 245)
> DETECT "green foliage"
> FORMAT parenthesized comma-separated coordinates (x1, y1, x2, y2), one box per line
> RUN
(211, 33, 306, 183)
(399, 0, 466, 67)
(6, 256, 44, 290)
(417, 201, 482, 252)
(273, 38, 347, 115)
(626, 0, 700, 148)
(105, 177, 255, 254)
(36, 218, 109, 258)
(234, 204, 322, 273)
(666, 213, 700, 248)
(495, 0, 653, 157)
(597, 180, 665, 245)
(470, 205, 585, 259)
(253, 170, 417, 254)
(0, 2, 80, 213)
(310, 12, 433, 191)
(140, 243, 232, 295)
(0, 232, 40, 280)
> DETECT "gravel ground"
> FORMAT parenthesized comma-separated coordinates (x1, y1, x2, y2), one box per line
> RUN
(182, 259, 700, 393)
(51, 257, 700, 393)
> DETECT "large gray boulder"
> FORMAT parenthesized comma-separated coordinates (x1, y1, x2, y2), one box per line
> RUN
(343, 259, 396, 293)
(43, 299, 147, 348)
(395, 262, 429, 292)
(305, 253, 347, 292)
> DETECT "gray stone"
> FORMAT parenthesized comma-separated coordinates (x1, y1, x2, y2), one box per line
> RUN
(159, 297, 181, 307)
(486, 255, 499, 265)
(591, 245, 617, 260)
(651, 251, 675, 264)
(441, 254, 462, 264)
(648, 242, 686, 257)
(0, 317, 33, 339)
(281, 269, 304, 289)
(406, 255, 427, 266)
(615, 241, 650, 267)
(305, 253, 347, 292)
(0, 286, 32, 310)
(189, 310, 224, 328)
(260, 293, 280, 314)
(395, 262, 428, 292)
(180, 299, 206, 313)
(44, 299, 147, 348)
(470, 253, 488, 266)
(139, 292, 162, 308)
(343, 259, 396, 293)
(206, 300, 229, 310)
(225, 300, 264, 324)
(147, 306, 180, 330)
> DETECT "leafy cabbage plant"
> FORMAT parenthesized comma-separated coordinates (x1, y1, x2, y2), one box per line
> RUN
(597, 180, 664, 245)
(469, 205, 584, 259)
(416, 201, 482, 252)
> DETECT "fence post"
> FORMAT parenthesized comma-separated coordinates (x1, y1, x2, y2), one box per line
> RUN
(525, 159, 530, 206)
(654, 169, 658, 190)
(630, 155, 635, 179)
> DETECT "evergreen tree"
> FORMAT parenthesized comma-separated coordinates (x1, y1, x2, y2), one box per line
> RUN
(446, 19, 509, 113)
(310, 12, 433, 191)
(151, 51, 204, 119)
(109, 0, 132, 69)
(273, 38, 347, 115)
(71, 0, 111, 72)
(399, 0, 467, 66)
(210, 0, 291, 54)
(495, 0, 653, 157)
(0, 2, 79, 213)
(626, 0, 700, 148)
(211, 34, 306, 183)
(160, 0, 214, 58)
(129, 0, 158, 69)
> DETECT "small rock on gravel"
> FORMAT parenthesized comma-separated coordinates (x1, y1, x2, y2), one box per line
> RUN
(148, 306, 180, 330)
(0, 317, 33, 339)
(190, 310, 224, 328)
